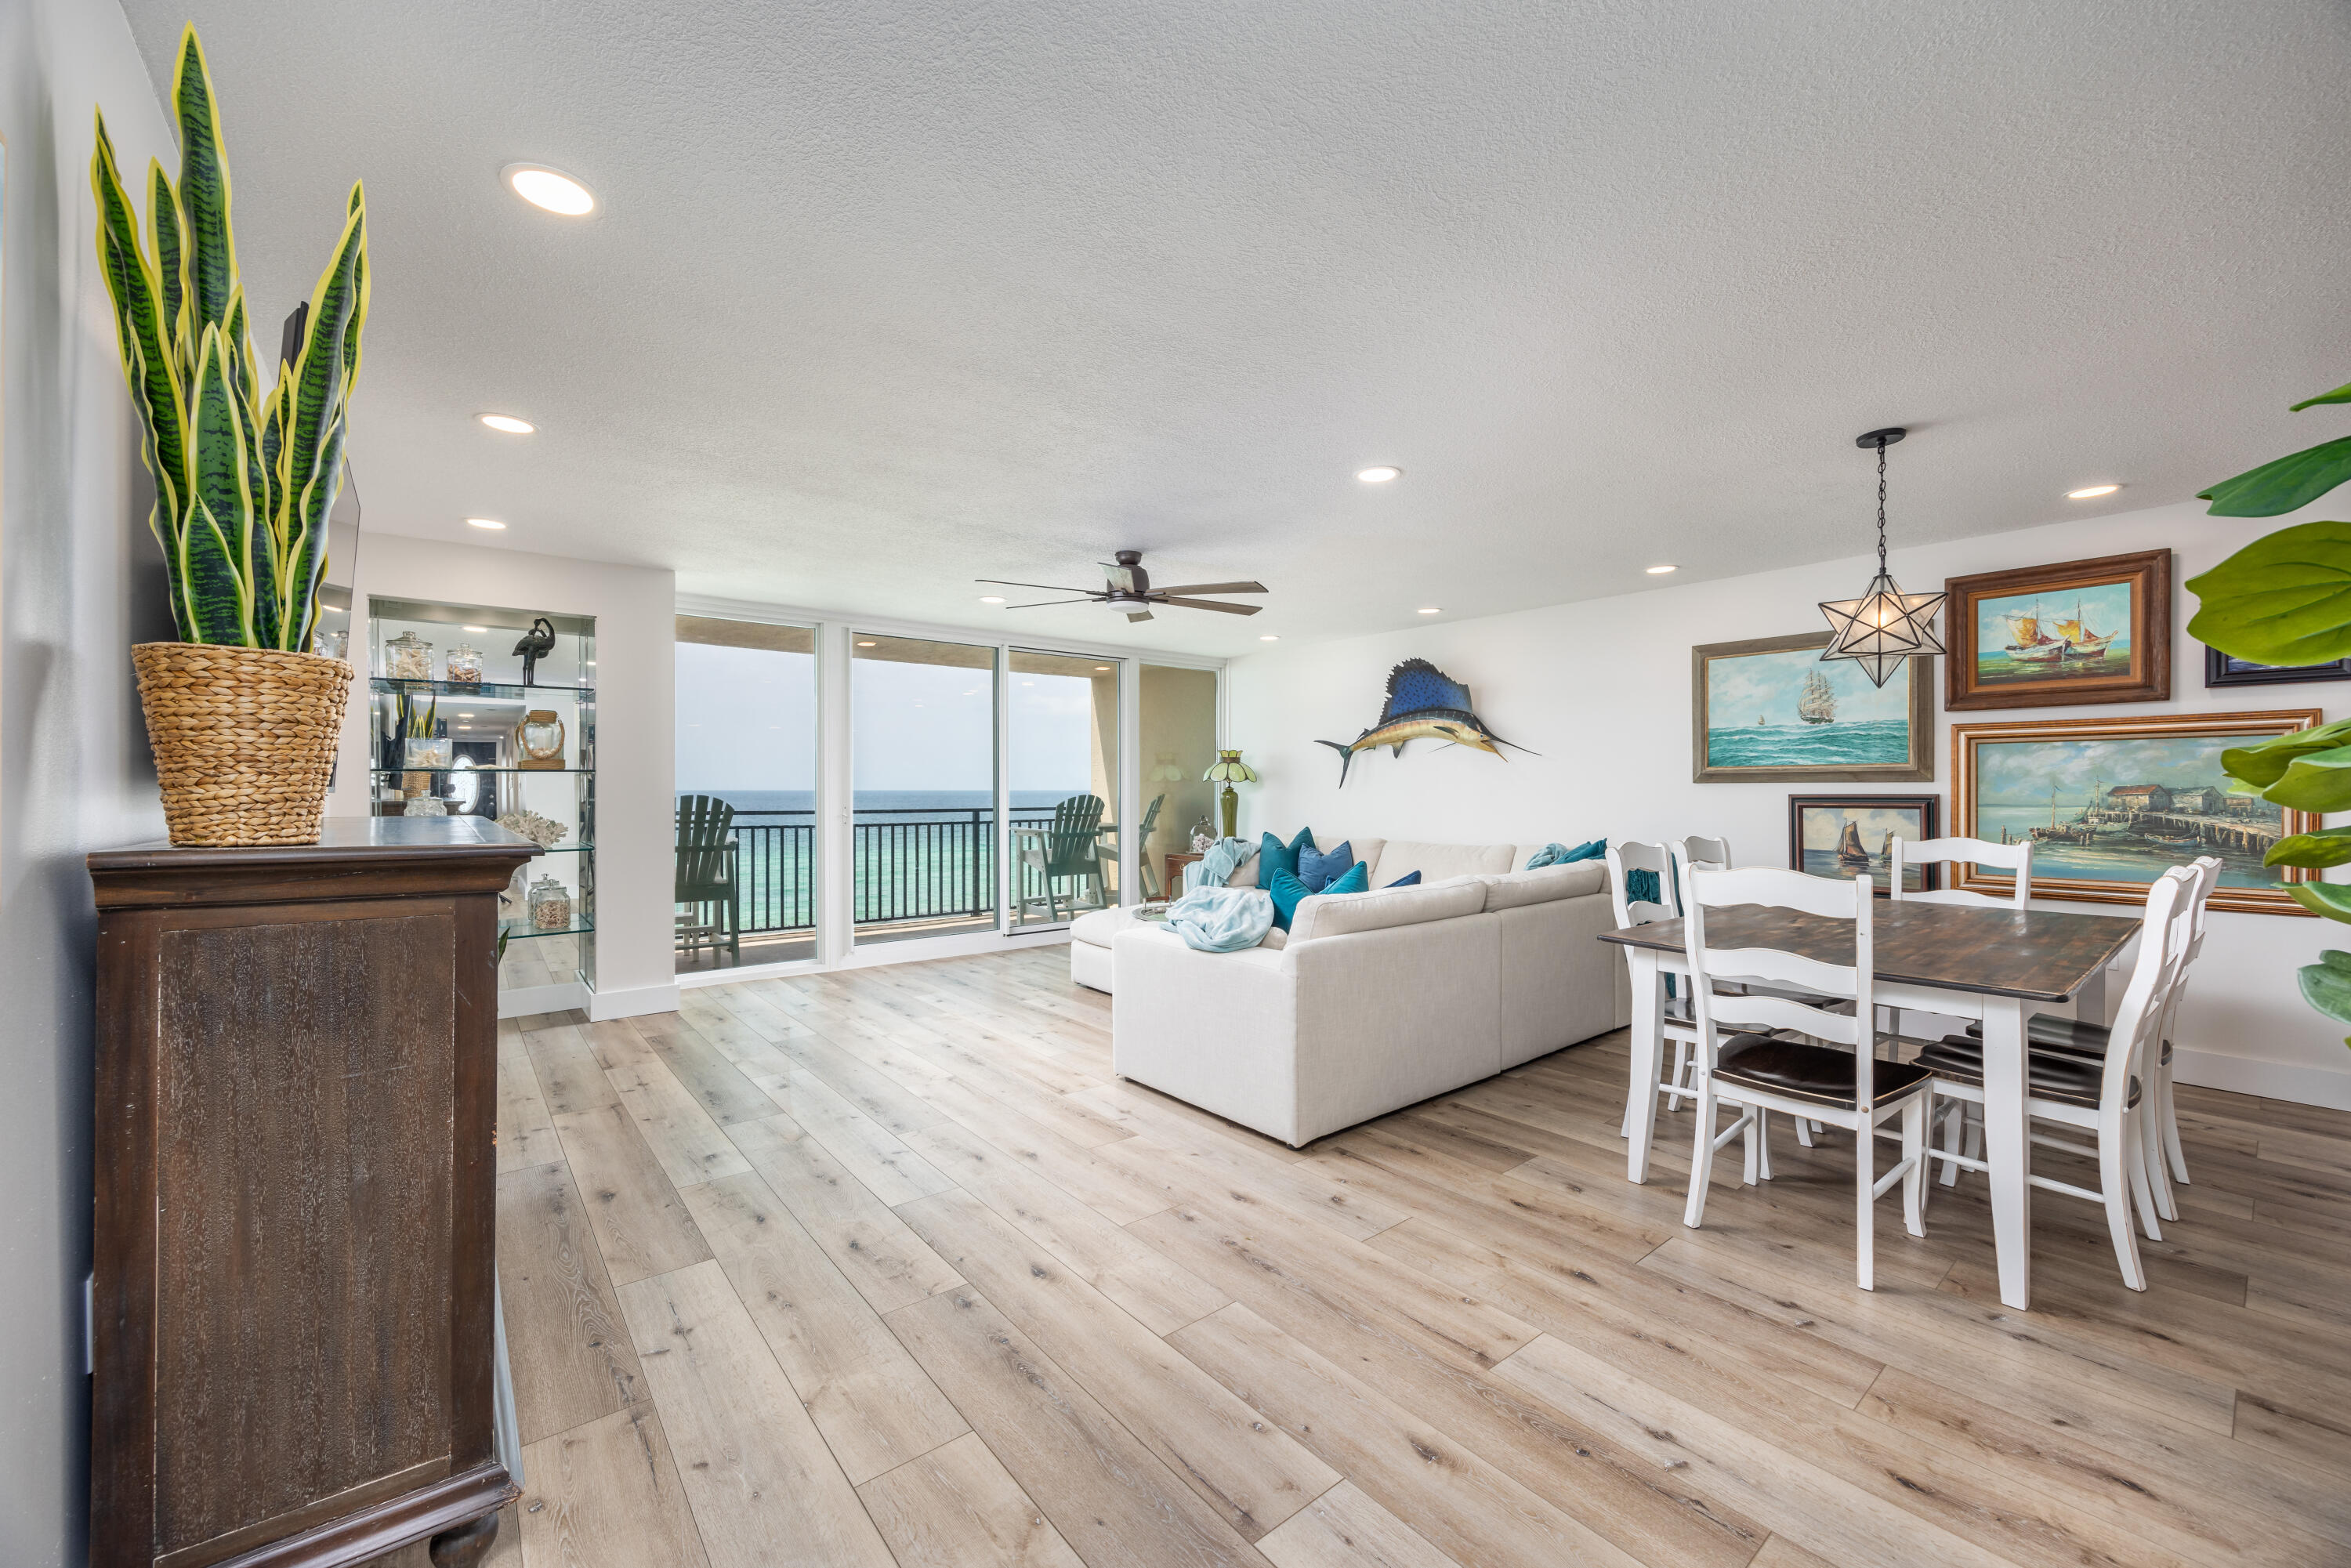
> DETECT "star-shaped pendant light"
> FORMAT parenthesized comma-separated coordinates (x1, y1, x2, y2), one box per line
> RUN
(1818, 427, 1943, 686)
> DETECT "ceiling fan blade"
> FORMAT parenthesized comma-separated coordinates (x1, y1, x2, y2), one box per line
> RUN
(1150, 581, 1266, 596)
(976, 578, 1098, 594)
(1126, 610, 1154, 623)
(1005, 597, 1103, 609)
(1160, 596, 1262, 616)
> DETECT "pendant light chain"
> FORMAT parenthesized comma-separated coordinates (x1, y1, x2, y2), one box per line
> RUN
(1876, 435, 1889, 576)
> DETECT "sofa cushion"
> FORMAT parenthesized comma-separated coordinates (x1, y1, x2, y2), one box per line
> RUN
(1375, 839, 1516, 885)
(1287, 877, 1488, 943)
(1070, 907, 1128, 947)
(1232, 834, 1384, 888)
(1481, 861, 1608, 911)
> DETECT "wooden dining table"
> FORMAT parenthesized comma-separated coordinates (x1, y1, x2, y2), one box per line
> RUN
(1599, 899, 2140, 1310)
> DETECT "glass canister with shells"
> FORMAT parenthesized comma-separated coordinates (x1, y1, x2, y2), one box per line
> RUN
(385, 628, 434, 682)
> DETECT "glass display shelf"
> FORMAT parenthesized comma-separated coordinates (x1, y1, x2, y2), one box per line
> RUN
(371, 678, 594, 700)
(369, 766, 594, 777)
(501, 917, 596, 942)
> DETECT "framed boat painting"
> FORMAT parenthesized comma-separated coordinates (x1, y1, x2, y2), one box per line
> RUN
(1943, 549, 2171, 710)
(1787, 795, 1942, 894)
(1949, 708, 2319, 914)
(1692, 632, 1933, 783)
(2204, 645, 2351, 687)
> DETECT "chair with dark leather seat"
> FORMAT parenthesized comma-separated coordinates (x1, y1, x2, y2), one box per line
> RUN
(1922, 866, 2197, 1292)
(1670, 849, 1930, 1291)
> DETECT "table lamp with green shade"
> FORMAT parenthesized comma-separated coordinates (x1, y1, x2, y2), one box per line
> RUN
(1203, 750, 1259, 840)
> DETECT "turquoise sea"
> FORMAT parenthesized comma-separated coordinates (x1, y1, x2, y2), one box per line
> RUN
(1706, 719, 1910, 769)
(1970, 804, 2280, 889)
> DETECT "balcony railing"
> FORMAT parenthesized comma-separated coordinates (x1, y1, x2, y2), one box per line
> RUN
(713, 806, 1074, 934)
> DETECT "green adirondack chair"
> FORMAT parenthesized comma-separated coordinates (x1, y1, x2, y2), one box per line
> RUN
(1012, 793, 1108, 922)
(676, 794, 741, 961)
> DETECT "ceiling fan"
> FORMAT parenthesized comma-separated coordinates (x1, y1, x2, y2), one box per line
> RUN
(977, 550, 1267, 623)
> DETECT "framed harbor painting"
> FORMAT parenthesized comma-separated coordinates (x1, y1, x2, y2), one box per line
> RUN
(1692, 632, 1933, 783)
(1787, 795, 1941, 894)
(1943, 549, 2170, 710)
(1949, 708, 2320, 914)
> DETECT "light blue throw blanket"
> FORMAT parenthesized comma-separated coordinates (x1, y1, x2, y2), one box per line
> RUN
(1165, 886, 1275, 952)
(1188, 836, 1255, 889)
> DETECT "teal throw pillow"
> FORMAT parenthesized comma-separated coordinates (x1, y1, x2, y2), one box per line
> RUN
(1295, 840, 1353, 891)
(1321, 862, 1370, 896)
(1266, 867, 1310, 929)
(1258, 827, 1315, 885)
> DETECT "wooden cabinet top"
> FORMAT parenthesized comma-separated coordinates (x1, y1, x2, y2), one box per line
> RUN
(90, 817, 540, 910)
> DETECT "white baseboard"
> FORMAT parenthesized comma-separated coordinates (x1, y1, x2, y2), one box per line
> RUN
(2172, 1045, 2351, 1113)
(498, 980, 589, 1019)
(588, 981, 683, 1021)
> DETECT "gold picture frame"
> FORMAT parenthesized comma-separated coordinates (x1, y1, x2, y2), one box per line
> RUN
(1950, 708, 2320, 914)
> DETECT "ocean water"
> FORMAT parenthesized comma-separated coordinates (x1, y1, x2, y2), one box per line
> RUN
(1797, 849, 1927, 892)
(1976, 646, 2132, 685)
(1970, 803, 2280, 889)
(691, 789, 1081, 818)
(1706, 719, 1911, 769)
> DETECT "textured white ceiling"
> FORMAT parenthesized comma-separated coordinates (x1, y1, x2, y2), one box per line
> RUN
(118, 1, 2351, 655)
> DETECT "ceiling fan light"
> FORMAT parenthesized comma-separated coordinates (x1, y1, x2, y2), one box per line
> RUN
(1357, 465, 1403, 483)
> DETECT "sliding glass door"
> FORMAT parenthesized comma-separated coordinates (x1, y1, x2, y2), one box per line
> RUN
(850, 634, 998, 945)
(1007, 650, 1121, 929)
(674, 616, 817, 972)
(1139, 664, 1220, 899)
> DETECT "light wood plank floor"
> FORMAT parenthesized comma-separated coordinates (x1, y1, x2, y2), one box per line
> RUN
(398, 947, 2351, 1566)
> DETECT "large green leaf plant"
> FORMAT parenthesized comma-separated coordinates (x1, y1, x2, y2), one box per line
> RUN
(2186, 380, 2351, 1039)
(92, 24, 368, 652)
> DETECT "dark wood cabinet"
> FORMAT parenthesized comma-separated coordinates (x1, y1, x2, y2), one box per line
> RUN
(90, 818, 538, 1568)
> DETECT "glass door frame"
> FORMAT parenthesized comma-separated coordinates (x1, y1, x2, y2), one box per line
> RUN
(673, 593, 1220, 979)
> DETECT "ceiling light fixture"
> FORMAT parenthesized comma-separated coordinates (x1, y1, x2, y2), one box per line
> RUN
(1357, 465, 1403, 483)
(979, 596, 1006, 604)
(856, 640, 877, 647)
(1818, 428, 1943, 687)
(465, 517, 506, 531)
(2067, 483, 2121, 499)
(1260, 634, 1279, 641)
(503, 164, 595, 215)
(462, 625, 488, 632)
(477, 414, 534, 434)
(1418, 607, 1441, 615)
(1094, 665, 1110, 672)
(1646, 564, 1678, 574)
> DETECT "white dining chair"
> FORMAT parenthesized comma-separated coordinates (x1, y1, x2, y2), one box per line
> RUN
(1914, 867, 2195, 1290)
(1683, 835, 1732, 870)
(1880, 836, 2034, 1060)
(1672, 851, 1931, 1291)
(1609, 840, 1704, 1134)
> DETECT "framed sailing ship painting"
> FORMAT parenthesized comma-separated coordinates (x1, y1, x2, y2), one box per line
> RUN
(1949, 708, 2319, 914)
(1787, 795, 1941, 893)
(1692, 632, 1933, 783)
(1943, 549, 2171, 710)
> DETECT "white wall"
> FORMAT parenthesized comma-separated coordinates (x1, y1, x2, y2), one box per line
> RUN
(0, 1, 177, 1559)
(328, 535, 679, 1019)
(1230, 498, 2351, 1111)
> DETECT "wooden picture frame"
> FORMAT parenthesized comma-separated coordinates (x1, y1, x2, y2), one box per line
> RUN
(1692, 632, 1933, 783)
(1949, 708, 2319, 914)
(2204, 645, 2351, 687)
(1943, 549, 2171, 710)
(1787, 794, 1942, 894)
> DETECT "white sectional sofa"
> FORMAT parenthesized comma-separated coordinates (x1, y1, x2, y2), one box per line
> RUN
(1072, 835, 1631, 1148)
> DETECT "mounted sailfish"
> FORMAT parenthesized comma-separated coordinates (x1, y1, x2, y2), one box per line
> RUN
(1317, 658, 1535, 785)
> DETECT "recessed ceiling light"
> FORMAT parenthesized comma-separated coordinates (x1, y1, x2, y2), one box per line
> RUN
(2067, 483, 2121, 499)
(477, 414, 534, 434)
(462, 625, 488, 632)
(1646, 564, 1678, 574)
(1418, 607, 1441, 614)
(979, 596, 1005, 604)
(1260, 634, 1279, 642)
(1094, 665, 1110, 672)
(1357, 465, 1403, 483)
(465, 517, 505, 531)
(457, 712, 476, 719)
(856, 640, 877, 647)
(503, 164, 595, 215)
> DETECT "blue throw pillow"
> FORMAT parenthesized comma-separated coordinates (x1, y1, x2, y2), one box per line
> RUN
(1385, 870, 1422, 888)
(1295, 840, 1354, 892)
(1266, 867, 1311, 929)
(1321, 861, 1370, 896)
(1258, 827, 1315, 887)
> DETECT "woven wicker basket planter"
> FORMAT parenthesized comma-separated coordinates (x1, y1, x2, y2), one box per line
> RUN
(132, 643, 355, 846)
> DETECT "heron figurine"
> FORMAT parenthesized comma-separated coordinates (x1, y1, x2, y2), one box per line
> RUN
(512, 617, 557, 686)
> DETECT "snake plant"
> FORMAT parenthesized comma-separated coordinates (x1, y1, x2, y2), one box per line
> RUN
(91, 24, 368, 651)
